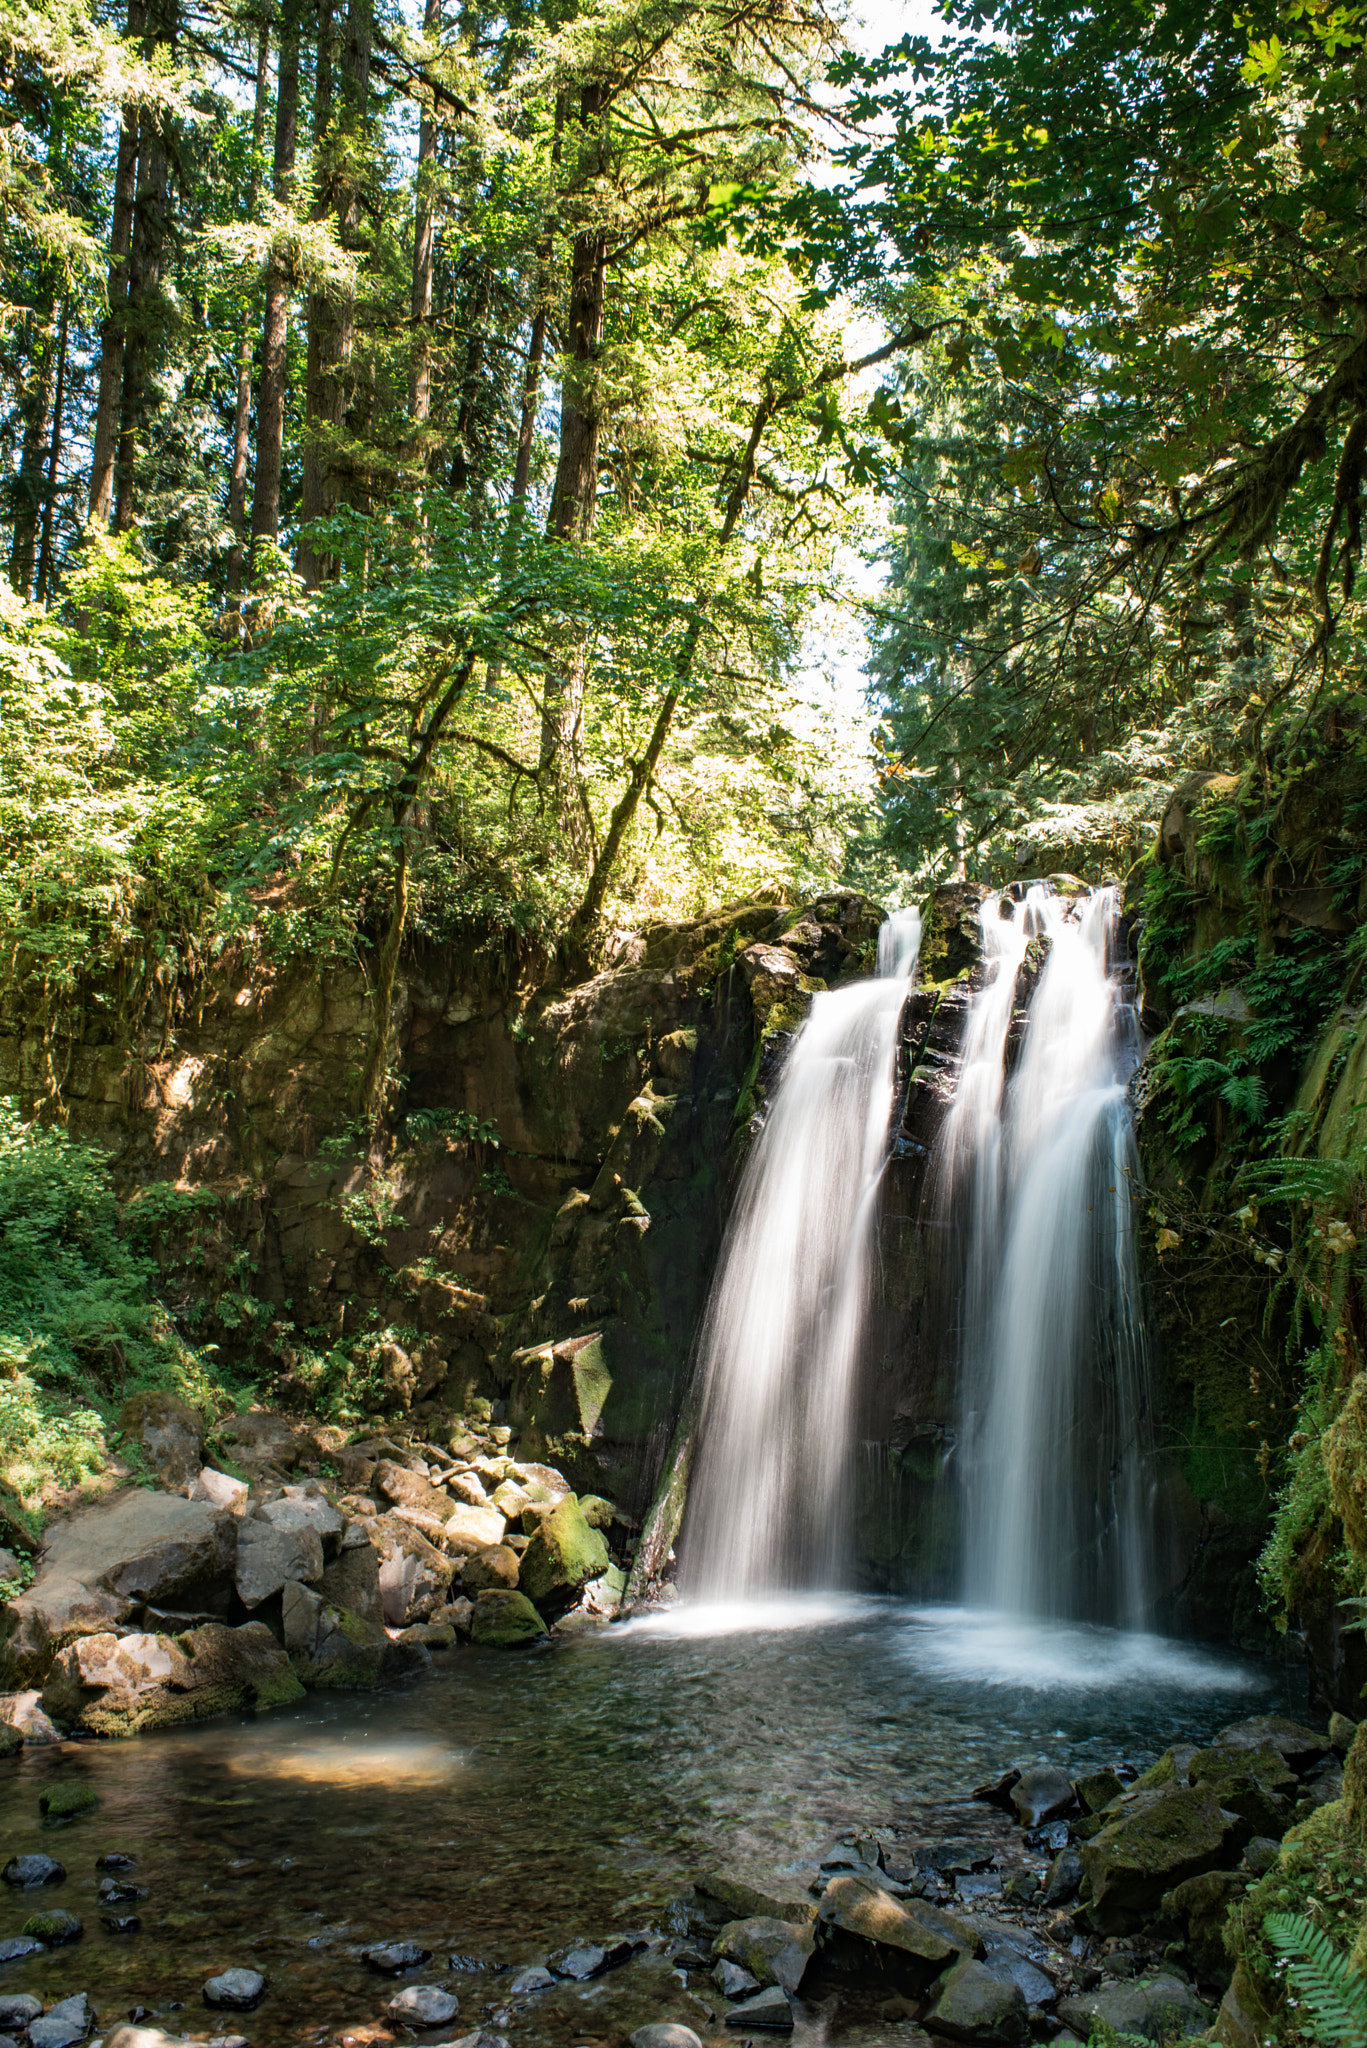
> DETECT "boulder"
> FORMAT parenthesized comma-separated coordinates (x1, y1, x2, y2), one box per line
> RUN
(508, 1967, 555, 1992)
(693, 1872, 817, 1928)
(518, 1495, 609, 1606)
(712, 1916, 813, 1994)
(2, 1855, 63, 1887)
(723, 1983, 793, 2030)
(375, 1461, 452, 1518)
(1, 1492, 236, 1685)
(1160, 1870, 1248, 1982)
(1079, 1785, 1234, 1933)
(1010, 1766, 1075, 1827)
(443, 1504, 508, 1555)
(214, 1409, 309, 1477)
(119, 1391, 203, 1487)
(185, 1467, 248, 1511)
(0, 1691, 59, 1746)
(926, 1957, 1029, 2043)
(282, 1580, 424, 1688)
(579, 1494, 617, 1528)
(1074, 1769, 1126, 1814)
(469, 1590, 547, 1646)
(203, 1968, 267, 2009)
(547, 1941, 609, 1979)
(1057, 1974, 1208, 2040)
(460, 1545, 520, 1594)
(715, 1960, 759, 1998)
(1217, 1716, 1329, 1773)
(41, 1621, 305, 1735)
(316, 1541, 385, 1628)
(1044, 1849, 1082, 1905)
(0, 1997, 40, 2031)
(29, 1992, 91, 2048)
(21, 1908, 81, 1942)
(256, 1485, 345, 1553)
(808, 1873, 977, 1993)
(363, 1942, 432, 1974)
(387, 1986, 459, 2027)
(234, 1517, 324, 1608)
(1188, 1744, 1296, 1840)
(39, 1783, 99, 1818)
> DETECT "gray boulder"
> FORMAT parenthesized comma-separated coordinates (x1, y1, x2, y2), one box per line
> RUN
(203, 1968, 267, 2009)
(1010, 1766, 1075, 1827)
(712, 1916, 811, 1994)
(809, 1872, 978, 1993)
(41, 1621, 304, 1735)
(631, 2029, 703, 2048)
(1057, 1974, 1208, 2040)
(386, 1985, 460, 2027)
(1078, 1784, 1233, 1933)
(1, 1492, 236, 1685)
(29, 1993, 92, 2048)
(724, 1984, 793, 2030)
(235, 1516, 324, 1607)
(926, 1958, 1029, 2042)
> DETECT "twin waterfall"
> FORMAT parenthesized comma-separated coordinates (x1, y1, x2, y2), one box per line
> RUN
(682, 885, 1155, 1628)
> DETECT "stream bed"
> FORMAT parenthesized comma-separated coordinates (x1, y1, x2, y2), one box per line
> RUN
(0, 1600, 1303, 2046)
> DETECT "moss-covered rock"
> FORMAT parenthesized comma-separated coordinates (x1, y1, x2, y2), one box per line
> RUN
(21, 1909, 81, 1943)
(1079, 1784, 1233, 1933)
(809, 1873, 977, 1994)
(518, 1495, 608, 1607)
(926, 1956, 1029, 2044)
(469, 1589, 547, 1646)
(40, 1621, 305, 1735)
(712, 1916, 813, 1994)
(38, 1785, 99, 1819)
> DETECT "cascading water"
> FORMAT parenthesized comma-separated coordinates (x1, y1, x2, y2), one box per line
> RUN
(945, 884, 1154, 1627)
(683, 908, 922, 1598)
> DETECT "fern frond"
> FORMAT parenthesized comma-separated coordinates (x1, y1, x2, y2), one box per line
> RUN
(1265, 1911, 1367, 2048)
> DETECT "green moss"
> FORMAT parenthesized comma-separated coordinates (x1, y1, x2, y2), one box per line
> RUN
(38, 1784, 99, 1818)
(469, 1590, 547, 1646)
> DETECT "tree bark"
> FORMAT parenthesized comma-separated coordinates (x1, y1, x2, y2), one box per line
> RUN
(298, 0, 371, 587)
(10, 302, 57, 596)
(226, 17, 270, 595)
(113, 0, 177, 534)
(407, 0, 440, 431)
(88, 0, 145, 527)
(36, 297, 70, 604)
(249, 0, 302, 557)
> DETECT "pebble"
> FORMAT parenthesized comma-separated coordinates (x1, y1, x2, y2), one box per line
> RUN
(363, 1941, 431, 1974)
(203, 1968, 267, 2010)
(1, 1855, 64, 1888)
(386, 1985, 460, 2027)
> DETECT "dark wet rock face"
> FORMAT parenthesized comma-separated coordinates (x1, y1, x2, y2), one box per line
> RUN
(1058, 1973, 1208, 2040)
(926, 1955, 1029, 2043)
(363, 1942, 432, 1975)
(1009, 1767, 1075, 1829)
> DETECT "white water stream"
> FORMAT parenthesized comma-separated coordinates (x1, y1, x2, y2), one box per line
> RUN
(946, 885, 1154, 1625)
(683, 908, 922, 1597)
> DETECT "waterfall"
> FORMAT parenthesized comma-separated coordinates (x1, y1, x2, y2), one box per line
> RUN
(683, 908, 923, 1599)
(947, 885, 1153, 1626)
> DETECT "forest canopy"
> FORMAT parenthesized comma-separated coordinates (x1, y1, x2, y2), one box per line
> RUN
(2, 0, 1365, 1003)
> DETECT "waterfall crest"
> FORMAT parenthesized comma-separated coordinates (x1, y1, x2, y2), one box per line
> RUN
(683, 908, 922, 1598)
(947, 885, 1154, 1626)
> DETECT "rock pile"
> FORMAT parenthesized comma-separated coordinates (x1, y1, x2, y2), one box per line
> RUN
(0, 1405, 631, 1739)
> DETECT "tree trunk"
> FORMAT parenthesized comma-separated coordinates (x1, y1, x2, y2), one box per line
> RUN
(249, 0, 302, 557)
(87, 0, 145, 527)
(226, 18, 270, 595)
(407, 0, 440, 431)
(10, 302, 57, 596)
(113, 0, 177, 534)
(299, 0, 370, 587)
(36, 297, 70, 604)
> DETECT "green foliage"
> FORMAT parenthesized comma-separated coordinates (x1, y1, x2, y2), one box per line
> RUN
(1265, 1913, 1367, 2048)
(0, 1098, 232, 1504)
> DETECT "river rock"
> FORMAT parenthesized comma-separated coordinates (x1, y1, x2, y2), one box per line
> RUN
(694, 1872, 817, 1928)
(29, 1992, 92, 2048)
(376, 1461, 452, 1519)
(234, 1516, 324, 1608)
(631, 2028, 703, 2048)
(1010, 1766, 1075, 1827)
(926, 1957, 1029, 2043)
(21, 1908, 82, 1942)
(387, 1985, 460, 2026)
(1044, 1849, 1082, 1905)
(508, 1967, 554, 1992)
(973, 1770, 1022, 1812)
(256, 1487, 345, 1553)
(715, 1960, 759, 1998)
(810, 1873, 978, 1992)
(0, 1996, 40, 2028)
(440, 2035, 511, 2048)
(1216, 1716, 1329, 1772)
(724, 1983, 793, 2031)
(469, 1590, 547, 1646)
(204, 1968, 266, 2010)
(547, 1941, 608, 1979)
(517, 1496, 609, 1606)
(460, 1546, 520, 1594)
(363, 1942, 432, 1973)
(282, 1579, 416, 1687)
(42, 1620, 304, 1734)
(1078, 1785, 1233, 1933)
(1189, 1743, 1297, 1840)
(1057, 1974, 1208, 2040)
(712, 1917, 812, 1994)
(1, 1492, 237, 1686)
(443, 1504, 508, 1556)
(316, 1541, 385, 1628)
(0, 1938, 43, 1963)
(1160, 1870, 1248, 1981)
(3, 1853, 64, 1886)
(0, 1690, 60, 1745)
(1074, 1769, 1126, 1814)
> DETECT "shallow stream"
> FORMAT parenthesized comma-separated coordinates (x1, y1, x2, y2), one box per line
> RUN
(0, 1602, 1303, 2046)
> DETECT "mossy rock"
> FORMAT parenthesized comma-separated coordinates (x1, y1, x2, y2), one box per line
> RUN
(0, 1726, 22, 1760)
(39, 1785, 99, 1818)
(1079, 1784, 1233, 1933)
(469, 1590, 547, 1648)
(518, 1495, 609, 1606)
(22, 1909, 82, 1944)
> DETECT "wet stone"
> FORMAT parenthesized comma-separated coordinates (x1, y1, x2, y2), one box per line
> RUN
(725, 1984, 794, 2031)
(96, 1854, 136, 1871)
(714, 1960, 759, 1999)
(507, 1967, 554, 1993)
(30, 1994, 92, 2048)
(631, 2028, 704, 2048)
(447, 1954, 491, 1973)
(547, 1941, 607, 1980)
(363, 1942, 432, 1974)
(1011, 1767, 1076, 1828)
(0, 1995, 41, 2028)
(99, 1878, 147, 1904)
(927, 1957, 1029, 2043)
(1057, 1974, 1208, 2041)
(1045, 1849, 1083, 1905)
(974, 1770, 1023, 1812)
(203, 1968, 267, 2010)
(386, 1984, 460, 2027)
(2, 1854, 64, 1888)
(0, 1937, 45, 1964)
(102, 1914, 141, 1934)
(22, 1910, 82, 1944)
